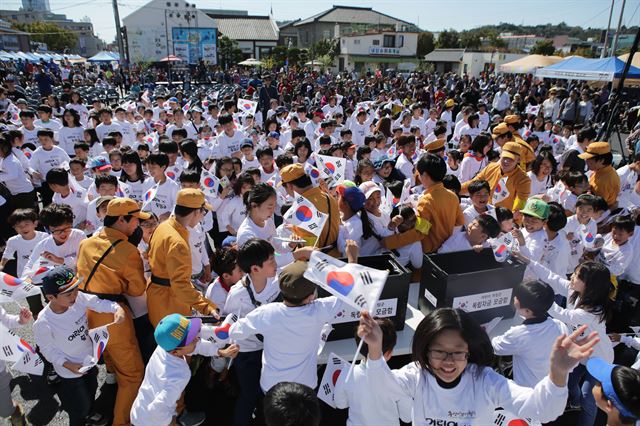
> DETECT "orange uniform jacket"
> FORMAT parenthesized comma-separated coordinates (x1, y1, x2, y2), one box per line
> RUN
(146, 216, 216, 326)
(590, 165, 620, 208)
(461, 162, 532, 211)
(382, 182, 464, 254)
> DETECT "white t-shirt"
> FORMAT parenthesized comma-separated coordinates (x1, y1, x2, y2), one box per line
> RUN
(617, 164, 640, 209)
(19, 126, 41, 147)
(597, 234, 634, 277)
(188, 223, 208, 276)
(539, 232, 570, 278)
(57, 126, 85, 156)
(462, 204, 496, 227)
(621, 226, 640, 284)
(438, 228, 476, 253)
(222, 275, 281, 353)
(130, 340, 220, 425)
(34, 118, 62, 132)
(338, 214, 363, 256)
(33, 292, 119, 378)
(2, 231, 47, 276)
(492, 318, 569, 388)
(229, 297, 343, 392)
(530, 260, 614, 364)
(216, 195, 246, 234)
(29, 145, 70, 182)
(366, 359, 567, 425)
(214, 130, 246, 158)
(459, 154, 488, 184)
(95, 121, 123, 142)
(564, 216, 598, 274)
(205, 277, 233, 309)
(142, 177, 179, 218)
(334, 361, 412, 426)
(0, 153, 33, 194)
(236, 216, 293, 268)
(527, 171, 554, 196)
(24, 229, 86, 272)
(53, 186, 88, 226)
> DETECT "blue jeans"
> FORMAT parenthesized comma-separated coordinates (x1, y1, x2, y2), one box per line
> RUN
(55, 366, 98, 426)
(233, 350, 263, 426)
(568, 363, 597, 426)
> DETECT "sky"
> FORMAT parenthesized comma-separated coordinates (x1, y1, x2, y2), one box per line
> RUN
(3, 0, 640, 42)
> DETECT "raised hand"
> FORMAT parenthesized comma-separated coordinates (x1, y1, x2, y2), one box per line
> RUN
(549, 324, 599, 386)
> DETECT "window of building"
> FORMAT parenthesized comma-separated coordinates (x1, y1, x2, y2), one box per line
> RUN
(354, 39, 360, 45)
(383, 35, 395, 47)
(323, 30, 330, 39)
(305, 31, 309, 43)
(398, 35, 404, 48)
(372, 39, 380, 45)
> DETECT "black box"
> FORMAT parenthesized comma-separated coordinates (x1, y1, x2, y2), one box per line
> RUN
(419, 249, 525, 324)
(318, 253, 411, 341)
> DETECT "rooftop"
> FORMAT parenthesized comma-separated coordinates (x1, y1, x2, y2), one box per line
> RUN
(210, 15, 279, 41)
(293, 5, 419, 30)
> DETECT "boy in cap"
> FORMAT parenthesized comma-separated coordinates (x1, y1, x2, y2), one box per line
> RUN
(130, 313, 239, 426)
(578, 141, 621, 208)
(228, 241, 358, 394)
(33, 266, 125, 426)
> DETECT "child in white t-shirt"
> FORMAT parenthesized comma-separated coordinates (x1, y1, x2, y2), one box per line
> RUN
(463, 180, 496, 226)
(46, 167, 88, 229)
(130, 313, 238, 426)
(1, 209, 47, 276)
(596, 216, 635, 278)
(334, 317, 412, 426)
(492, 280, 570, 387)
(438, 215, 501, 254)
(142, 153, 179, 221)
(539, 202, 570, 277)
(34, 266, 125, 426)
(564, 195, 598, 274)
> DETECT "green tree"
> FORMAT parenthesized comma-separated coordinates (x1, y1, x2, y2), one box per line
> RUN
(573, 47, 595, 58)
(436, 29, 460, 49)
(417, 32, 435, 57)
(530, 40, 556, 56)
(309, 39, 339, 60)
(217, 35, 243, 68)
(487, 31, 506, 49)
(12, 21, 77, 52)
(460, 31, 481, 49)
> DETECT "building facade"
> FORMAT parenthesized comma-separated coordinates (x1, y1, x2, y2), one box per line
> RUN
(123, 0, 218, 63)
(424, 49, 526, 77)
(0, 9, 102, 56)
(338, 30, 418, 72)
(0, 19, 29, 52)
(203, 10, 278, 60)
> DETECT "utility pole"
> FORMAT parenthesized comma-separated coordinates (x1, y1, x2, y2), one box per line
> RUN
(112, 0, 126, 68)
(611, 0, 627, 56)
(601, 0, 615, 58)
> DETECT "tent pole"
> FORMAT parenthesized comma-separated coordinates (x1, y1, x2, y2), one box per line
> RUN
(601, 0, 615, 58)
(596, 25, 640, 164)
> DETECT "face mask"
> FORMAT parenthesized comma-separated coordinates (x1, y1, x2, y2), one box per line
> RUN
(128, 225, 143, 246)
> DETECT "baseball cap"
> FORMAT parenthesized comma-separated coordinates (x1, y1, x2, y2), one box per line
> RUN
(154, 313, 202, 351)
(176, 188, 213, 210)
(515, 138, 536, 163)
(359, 181, 382, 199)
(492, 123, 510, 137)
(240, 138, 254, 149)
(95, 195, 115, 210)
(278, 261, 316, 303)
(587, 358, 639, 421)
(42, 266, 82, 296)
(337, 185, 366, 211)
(520, 198, 550, 220)
(268, 131, 280, 139)
(313, 111, 325, 119)
(15, 98, 28, 106)
(168, 97, 179, 103)
(87, 156, 112, 171)
(106, 197, 151, 219)
(5, 75, 16, 82)
(444, 99, 455, 108)
(280, 164, 306, 184)
(578, 142, 611, 160)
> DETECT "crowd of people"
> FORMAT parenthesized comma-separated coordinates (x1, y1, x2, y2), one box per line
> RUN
(0, 59, 640, 426)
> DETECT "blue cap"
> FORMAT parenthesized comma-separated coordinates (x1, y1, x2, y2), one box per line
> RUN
(587, 358, 638, 420)
(222, 235, 237, 248)
(337, 184, 366, 211)
(240, 138, 254, 149)
(268, 131, 280, 139)
(41, 266, 81, 295)
(87, 155, 111, 170)
(168, 97, 179, 103)
(154, 313, 202, 351)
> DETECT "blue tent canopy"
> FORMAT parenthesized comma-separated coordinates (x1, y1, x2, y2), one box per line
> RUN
(536, 56, 640, 81)
(88, 51, 120, 62)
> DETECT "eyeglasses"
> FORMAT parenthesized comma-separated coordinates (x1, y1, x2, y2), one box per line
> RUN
(427, 350, 469, 362)
(49, 226, 72, 236)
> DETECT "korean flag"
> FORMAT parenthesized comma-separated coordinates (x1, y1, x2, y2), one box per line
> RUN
(284, 195, 328, 238)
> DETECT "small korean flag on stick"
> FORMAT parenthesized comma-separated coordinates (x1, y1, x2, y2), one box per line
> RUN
(200, 169, 221, 197)
(315, 154, 346, 183)
(0, 271, 43, 300)
(317, 353, 348, 408)
(142, 184, 159, 210)
(79, 325, 110, 373)
(201, 314, 239, 344)
(284, 195, 328, 238)
(237, 98, 258, 116)
(12, 350, 45, 376)
(489, 232, 515, 263)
